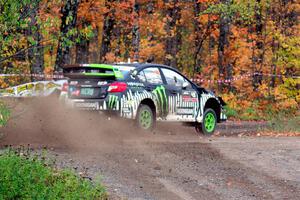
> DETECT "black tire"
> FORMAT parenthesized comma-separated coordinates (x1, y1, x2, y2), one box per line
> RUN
(136, 104, 155, 131)
(195, 108, 217, 135)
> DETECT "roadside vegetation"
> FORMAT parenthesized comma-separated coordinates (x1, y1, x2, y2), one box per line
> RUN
(223, 91, 299, 122)
(264, 114, 300, 134)
(224, 101, 299, 134)
(0, 149, 108, 200)
(224, 103, 299, 122)
(0, 102, 10, 127)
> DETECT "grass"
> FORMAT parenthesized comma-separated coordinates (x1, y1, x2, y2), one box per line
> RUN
(0, 149, 108, 200)
(225, 104, 300, 134)
(224, 104, 299, 121)
(265, 114, 300, 133)
(0, 102, 10, 127)
(224, 105, 262, 121)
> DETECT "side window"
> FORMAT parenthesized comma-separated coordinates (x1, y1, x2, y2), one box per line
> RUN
(161, 68, 191, 88)
(140, 67, 163, 84)
(137, 70, 147, 82)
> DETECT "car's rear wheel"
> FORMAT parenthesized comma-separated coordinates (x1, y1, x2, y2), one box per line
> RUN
(195, 108, 217, 135)
(136, 104, 154, 131)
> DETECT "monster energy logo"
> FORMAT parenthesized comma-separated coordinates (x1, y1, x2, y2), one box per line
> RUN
(153, 85, 168, 116)
(108, 95, 118, 109)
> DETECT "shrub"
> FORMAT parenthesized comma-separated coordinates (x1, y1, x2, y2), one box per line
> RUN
(222, 92, 299, 121)
(0, 150, 108, 200)
(0, 102, 10, 127)
(224, 105, 238, 119)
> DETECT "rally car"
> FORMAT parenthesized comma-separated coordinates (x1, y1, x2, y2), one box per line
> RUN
(61, 63, 227, 135)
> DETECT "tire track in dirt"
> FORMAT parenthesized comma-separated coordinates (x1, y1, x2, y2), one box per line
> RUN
(1, 97, 299, 200)
(51, 138, 300, 200)
(147, 141, 300, 200)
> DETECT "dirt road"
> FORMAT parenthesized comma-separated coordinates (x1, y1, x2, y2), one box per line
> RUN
(1, 98, 299, 200)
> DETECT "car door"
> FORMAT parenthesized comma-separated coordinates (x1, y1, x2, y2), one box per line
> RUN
(160, 68, 199, 121)
(136, 67, 168, 118)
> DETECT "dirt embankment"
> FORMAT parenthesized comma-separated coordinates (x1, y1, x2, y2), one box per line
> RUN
(1, 97, 299, 200)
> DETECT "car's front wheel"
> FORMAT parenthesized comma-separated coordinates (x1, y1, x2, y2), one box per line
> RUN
(196, 108, 217, 135)
(136, 104, 155, 131)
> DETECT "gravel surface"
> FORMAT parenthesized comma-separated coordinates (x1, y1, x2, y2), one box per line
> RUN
(1, 97, 299, 200)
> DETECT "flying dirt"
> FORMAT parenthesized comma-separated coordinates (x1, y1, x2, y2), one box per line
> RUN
(0, 97, 147, 151)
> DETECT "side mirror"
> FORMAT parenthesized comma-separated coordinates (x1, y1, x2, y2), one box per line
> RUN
(182, 82, 189, 89)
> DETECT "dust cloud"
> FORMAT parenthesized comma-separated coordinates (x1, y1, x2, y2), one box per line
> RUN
(0, 97, 147, 152)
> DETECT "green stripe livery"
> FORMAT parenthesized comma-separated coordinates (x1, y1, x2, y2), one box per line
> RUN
(82, 64, 123, 78)
(108, 95, 118, 109)
(153, 86, 168, 116)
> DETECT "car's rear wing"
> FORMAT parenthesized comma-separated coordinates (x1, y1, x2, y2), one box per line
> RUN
(63, 64, 123, 79)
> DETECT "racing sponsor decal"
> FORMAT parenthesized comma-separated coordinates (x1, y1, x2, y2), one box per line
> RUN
(152, 85, 168, 117)
(176, 93, 198, 120)
(182, 91, 190, 95)
(164, 94, 198, 121)
(108, 95, 119, 110)
(97, 81, 108, 86)
(127, 82, 144, 87)
(176, 107, 194, 115)
(182, 95, 198, 102)
(164, 91, 199, 121)
(119, 89, 155, 119)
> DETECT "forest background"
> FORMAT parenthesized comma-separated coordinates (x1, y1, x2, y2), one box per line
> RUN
(0, 0, 299, 120)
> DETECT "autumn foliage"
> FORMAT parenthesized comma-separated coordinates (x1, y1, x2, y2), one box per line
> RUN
(0, 0, 299, 120)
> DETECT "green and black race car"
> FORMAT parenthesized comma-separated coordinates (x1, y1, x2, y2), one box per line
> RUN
(61, 63, 227, 135)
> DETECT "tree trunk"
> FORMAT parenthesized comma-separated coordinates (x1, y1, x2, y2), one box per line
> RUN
(251, 0, 264, 91)
(55, 0, 80, 71)
(132, 0, 140, 62)
(192, 1, 211, 77)
(217, 0, 231, 91)
(114, 21, 121, 59)
(164, 0, 181, 68)
(89, 27, 99, 63)
(99, 1, 115, 62)
(75, 38, 89, 64)
(146, 0, 154, 63)
(193, 0, 201, 76)
(123, 33, 131, 61)
(27, 3, 44, 80)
